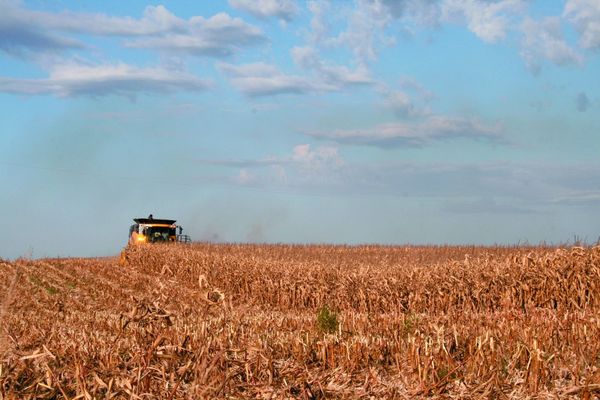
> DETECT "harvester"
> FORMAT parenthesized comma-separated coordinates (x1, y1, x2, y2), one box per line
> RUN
(128, 217, 191, 245)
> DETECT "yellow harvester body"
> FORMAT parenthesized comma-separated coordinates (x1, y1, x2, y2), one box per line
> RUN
(128, 218, 177, 246)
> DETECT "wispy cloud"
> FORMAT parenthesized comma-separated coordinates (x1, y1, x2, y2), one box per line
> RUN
(218, 62, 318, 96)
(307, 0, 332, 43)
(229, 0, 299, 21)
(552, 190, 600, 206)
(442, 0, 527, 43)
(291, 46, 373, 87)
(303, 0, 590, 75)
(198, 144, 343, 170)
(442, 198, 537, 214)
(219, 46, 374, 97)
(379, 88, 427, 118)
(328, 0, 394, 65)
(198, 145, 600, 210)
(305, 115, 505, 148)
(197, 158, 286, 169)
(378, 77, 436, 118)
(520, 17, 583, 74)
(199, 144, 344, 188)
(18, 4, 184, 36)
(0, 62, 211, 97)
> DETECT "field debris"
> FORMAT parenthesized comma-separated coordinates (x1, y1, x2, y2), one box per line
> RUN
(1, 244, 600, 398)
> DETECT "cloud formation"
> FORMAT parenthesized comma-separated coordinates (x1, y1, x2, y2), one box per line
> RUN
(218, 62, 316, 96)
(380, 0, 441, 24)
(328, 0, 394, 65)
(0, 18, 83, 55)
(124, 13, 266, 57)
(0, 2, 265, 57)
(379, 79, 434, 119)
(564, 0, 600, 50)
(291, 46, 373, 87)
(307, 0, 332, 43)
(382, 89, 420, 118)
(291, 144, 344, 169)
(229, 0, 299, 21)
(0, 62, 211, 97)
(442, 197, 536, 214)
(198, 144, 345, 190)
(306, 115, 505, 148)
(520, 16, 583, 74)
(442, 0, 526, 43)
(198, 144, 343, 171)
(199, 144, 600, 210)
(552, 190, 600, 206)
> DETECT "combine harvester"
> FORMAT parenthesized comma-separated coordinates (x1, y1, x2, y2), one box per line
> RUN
(120, 216, 190, 266)
(128, 216, 191, 245)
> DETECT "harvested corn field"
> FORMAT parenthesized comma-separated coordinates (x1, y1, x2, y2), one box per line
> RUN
(1, 244, 600, 399)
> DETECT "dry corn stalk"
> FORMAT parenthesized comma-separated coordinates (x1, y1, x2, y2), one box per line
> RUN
(0, 244, 599, 398)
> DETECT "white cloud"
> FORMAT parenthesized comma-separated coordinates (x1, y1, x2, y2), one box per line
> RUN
(442, 0, 526, 43)
(229, 0, 299, 21)
(307, 0, 332, 43)
(218, 62, 316, 96)
(305, 0, 440, 64)
(398, 77, 436, 102)
(0, 3, 183, 38)
(291, 144, 344, 169)
(300, 1, 438, 90)
(291, 46, 373, 87)
(198, 144, 344, 172)
(330, 0, 394, 64)
(0, 2, 265, 57)
(219, 53, 374, 97)
(377, 77, 435, 119)
(45, 5, 184, 36)
(306, 115, 505, 147)
(286, 144, 345, 186)
(0, 62, 211, 97)
(235, 168, 258, 184)
(564, 0, 600, 50)
(198, 143, 344, 188)
(124, 13, 265, 57)
(520, 17, 583, 74)
(380, 87, 429, 118)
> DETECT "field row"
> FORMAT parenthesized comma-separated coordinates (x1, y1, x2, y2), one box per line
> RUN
(124, 244, 600, 314)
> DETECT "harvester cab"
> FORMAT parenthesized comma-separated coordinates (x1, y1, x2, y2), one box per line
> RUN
(128, 217, 191, 245)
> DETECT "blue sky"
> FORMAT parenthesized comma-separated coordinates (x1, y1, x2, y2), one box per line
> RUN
(0, 0, 599, 258)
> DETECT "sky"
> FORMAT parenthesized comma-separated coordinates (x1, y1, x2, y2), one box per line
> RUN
(0, 0, 599, 258)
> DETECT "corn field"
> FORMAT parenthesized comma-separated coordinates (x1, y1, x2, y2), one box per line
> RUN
(1, 244, 600, 399)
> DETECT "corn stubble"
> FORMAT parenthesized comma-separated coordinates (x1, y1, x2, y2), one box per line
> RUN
(1, 244, 600, 399)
